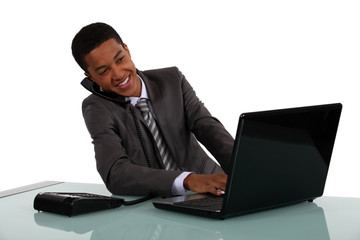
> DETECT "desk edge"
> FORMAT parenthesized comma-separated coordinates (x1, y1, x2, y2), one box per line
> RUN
(0, 181, 63, 198)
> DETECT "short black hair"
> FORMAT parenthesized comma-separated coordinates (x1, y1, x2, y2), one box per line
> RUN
(71, 22, 125, 72)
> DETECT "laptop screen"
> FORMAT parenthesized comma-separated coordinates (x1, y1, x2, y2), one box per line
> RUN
(223, 103, 342, 217)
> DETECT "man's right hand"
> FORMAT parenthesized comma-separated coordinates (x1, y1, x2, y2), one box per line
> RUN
(183, 173, 227, 196)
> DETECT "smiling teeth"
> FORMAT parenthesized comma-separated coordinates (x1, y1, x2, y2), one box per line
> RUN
(118, 77, 129, 86)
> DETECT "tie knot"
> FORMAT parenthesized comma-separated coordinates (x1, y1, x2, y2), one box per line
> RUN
(136, 98, 150, 113)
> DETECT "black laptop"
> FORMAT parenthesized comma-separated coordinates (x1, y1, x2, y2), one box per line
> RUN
(153, 103, 342, 219)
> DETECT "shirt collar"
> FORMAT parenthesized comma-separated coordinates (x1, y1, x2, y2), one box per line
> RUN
(130, 75, 149, 106)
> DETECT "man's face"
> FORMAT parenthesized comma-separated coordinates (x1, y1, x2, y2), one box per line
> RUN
(84, 38, 141, 97)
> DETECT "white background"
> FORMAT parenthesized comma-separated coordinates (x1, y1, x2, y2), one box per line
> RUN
(0, 0, 359, 197)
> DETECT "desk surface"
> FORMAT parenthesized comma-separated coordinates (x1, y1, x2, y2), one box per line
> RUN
(1, 182, 359, 240)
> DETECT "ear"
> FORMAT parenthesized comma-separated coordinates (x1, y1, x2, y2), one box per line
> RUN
(123, 43, 131, 57)
(84, 72, 93, 81)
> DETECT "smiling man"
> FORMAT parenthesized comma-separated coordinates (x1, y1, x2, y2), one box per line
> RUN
(71, 22, 234, 197)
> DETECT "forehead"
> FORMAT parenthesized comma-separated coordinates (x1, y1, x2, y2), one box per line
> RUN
(85, 38, 124, 69)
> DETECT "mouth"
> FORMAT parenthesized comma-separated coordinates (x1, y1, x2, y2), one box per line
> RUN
(116, 75, 131, 89)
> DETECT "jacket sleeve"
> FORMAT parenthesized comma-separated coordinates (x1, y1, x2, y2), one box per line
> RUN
(180, 69, 234, 174)
(82, 95, 182, 197)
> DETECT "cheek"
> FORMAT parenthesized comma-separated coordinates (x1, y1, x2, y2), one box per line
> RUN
(125, 59, 136, 71)
(94, 77, 111, 89)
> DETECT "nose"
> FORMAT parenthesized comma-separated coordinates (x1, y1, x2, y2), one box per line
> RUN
(111, 66, 125, 81)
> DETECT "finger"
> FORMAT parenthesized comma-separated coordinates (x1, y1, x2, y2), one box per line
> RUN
(214, 173, 228, 184)
(209, 187, 224, 196)
(211, 178, 227, 191)
(207, 187, 221, 196)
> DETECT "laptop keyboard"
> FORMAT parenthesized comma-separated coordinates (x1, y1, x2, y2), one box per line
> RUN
(173, 196, 224, 211)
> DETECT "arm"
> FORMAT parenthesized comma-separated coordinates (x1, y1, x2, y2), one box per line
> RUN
(179, 69, 234, 195)
(181, 71, 234, 174)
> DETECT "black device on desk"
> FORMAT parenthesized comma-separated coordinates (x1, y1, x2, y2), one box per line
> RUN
(34, 192, 124, 217)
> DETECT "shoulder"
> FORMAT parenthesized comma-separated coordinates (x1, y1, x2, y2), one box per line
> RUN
(139, 66, 183, 81)
(83, 93, 109, 107)
(82, 94, 123, 115)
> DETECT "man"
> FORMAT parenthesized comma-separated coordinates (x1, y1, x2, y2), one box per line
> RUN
(72, 22, 234, 197)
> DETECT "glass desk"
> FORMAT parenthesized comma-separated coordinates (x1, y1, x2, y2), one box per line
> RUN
(1, 181, 359, 239)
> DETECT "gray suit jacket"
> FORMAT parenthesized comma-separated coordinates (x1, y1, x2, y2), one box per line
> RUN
(82, 67, 234, 197)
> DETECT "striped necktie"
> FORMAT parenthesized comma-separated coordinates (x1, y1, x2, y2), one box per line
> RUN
(136, 99, 177, 170)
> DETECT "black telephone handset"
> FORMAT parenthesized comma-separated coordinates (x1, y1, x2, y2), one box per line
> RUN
(81, 77, 131, 104)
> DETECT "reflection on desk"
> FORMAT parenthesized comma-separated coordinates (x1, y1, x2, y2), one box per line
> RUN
(1, 182, 360, 240)
(34, 201, 329, 240)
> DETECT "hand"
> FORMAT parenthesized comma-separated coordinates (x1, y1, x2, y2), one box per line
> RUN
(183, 173, 228, 196)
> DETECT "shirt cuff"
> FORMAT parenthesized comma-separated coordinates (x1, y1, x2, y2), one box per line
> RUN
(171, 172, 193, 196)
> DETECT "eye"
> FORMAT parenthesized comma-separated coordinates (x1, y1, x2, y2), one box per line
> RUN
(116, 56, 125, 63)
(100, 68, 109, 75)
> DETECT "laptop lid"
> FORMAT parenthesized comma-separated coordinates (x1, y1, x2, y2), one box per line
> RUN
(153, 103, 342, 219)
(222, 103, 342, 218)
